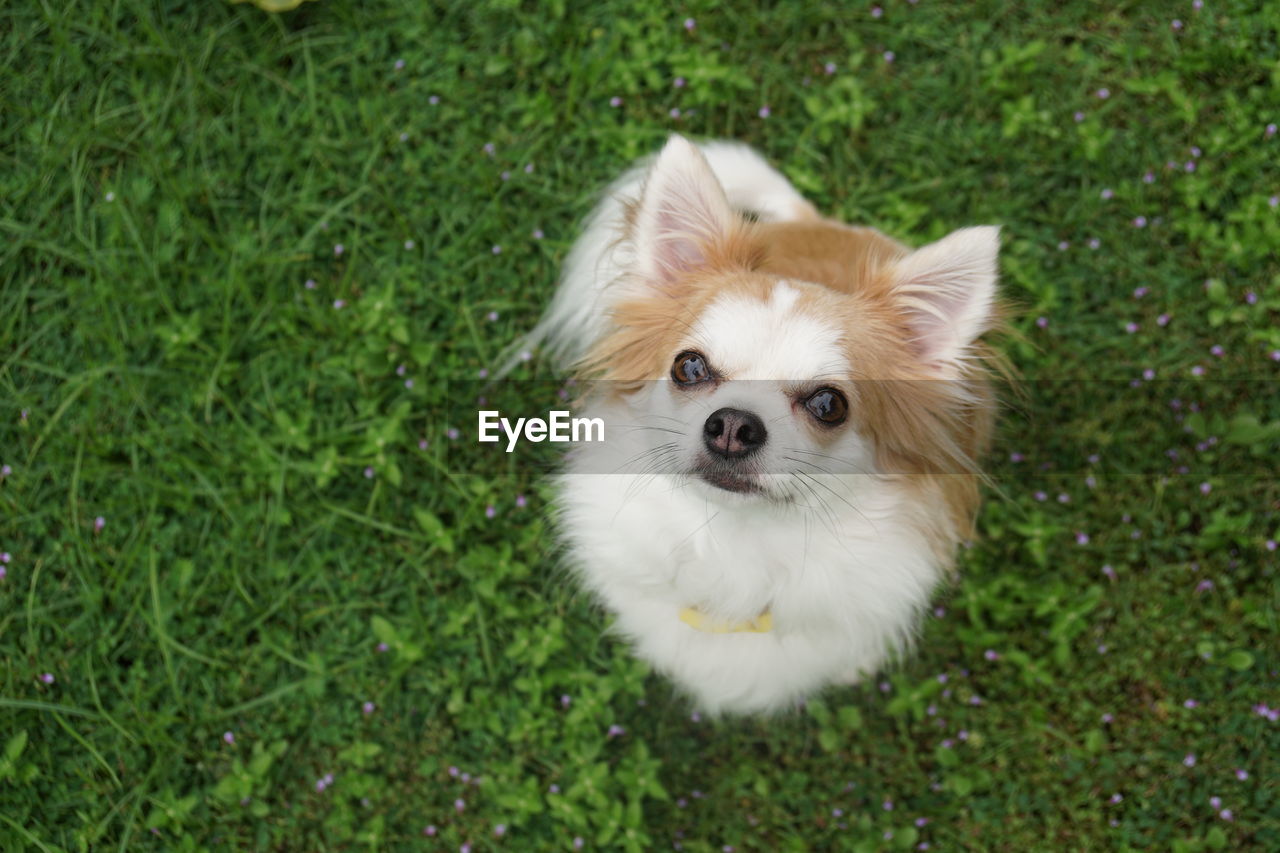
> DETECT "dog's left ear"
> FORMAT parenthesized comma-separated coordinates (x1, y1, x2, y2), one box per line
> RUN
(889, 226, 1000, 373)
(630, 135, 738, 295)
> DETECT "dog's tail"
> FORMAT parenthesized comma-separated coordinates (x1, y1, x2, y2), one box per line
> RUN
(495, 139, 816, 377)
(697, 141, 819, 224)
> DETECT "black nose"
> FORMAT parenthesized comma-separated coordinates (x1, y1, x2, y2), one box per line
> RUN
(703, 407, 767, 459)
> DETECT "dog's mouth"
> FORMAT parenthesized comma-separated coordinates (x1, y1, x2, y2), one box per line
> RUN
(695, 466, 763, 495)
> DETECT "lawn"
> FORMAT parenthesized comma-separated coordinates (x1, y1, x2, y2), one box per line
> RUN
(1, 0, 1277, 850)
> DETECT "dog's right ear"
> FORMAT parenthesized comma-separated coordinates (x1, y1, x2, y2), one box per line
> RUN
(630, 135, 738, 295)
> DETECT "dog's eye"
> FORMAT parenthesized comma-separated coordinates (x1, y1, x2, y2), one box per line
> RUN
(804, 388, 848, 425)
(671, 351, 712, 385)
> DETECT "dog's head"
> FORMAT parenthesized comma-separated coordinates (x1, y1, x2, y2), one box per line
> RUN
(583, 136, 1001, 523)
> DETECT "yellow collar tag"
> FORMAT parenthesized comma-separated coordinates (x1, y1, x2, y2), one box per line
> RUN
(678, 606, 774, 634)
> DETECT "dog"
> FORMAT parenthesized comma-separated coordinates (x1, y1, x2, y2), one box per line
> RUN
(522, 135, 1001, 714)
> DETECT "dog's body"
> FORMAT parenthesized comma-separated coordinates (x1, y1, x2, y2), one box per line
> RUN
(529, 137, 1000, 714)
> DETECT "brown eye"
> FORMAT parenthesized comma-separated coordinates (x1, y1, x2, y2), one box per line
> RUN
(671, 351, 712, 385)
(805, 388, 848, 424)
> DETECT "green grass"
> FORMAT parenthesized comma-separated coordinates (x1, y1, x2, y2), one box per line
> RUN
(2, 1, 1278, 850)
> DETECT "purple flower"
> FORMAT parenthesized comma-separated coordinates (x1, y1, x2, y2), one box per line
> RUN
(455, 797, 466, 812)
(333, 299, 346, 309)
(609, 96, 622, 107)
(363, 701, 375, 715)
(1236, 768, 1249, 780)
(40, 673, 54, 684)
(1220, 809, 1234, 821)
(1210, 344, 1224, 357)
(485, 505, 496, 519)
(1100, 188, 1114, 200)
(334, 244, 344, 257)
(404, 239, 415, 249)
(561, 694, 571, 708)
(1184, 699, 1199, 709)
(669, 108, 681, 119)
(1171, 19, 1183, 30)
(1124, 322, 1138, 334)
(883, 799, 894, 811)
(683, 17, 695, 31)
(573, 838, 584, 851)
(1110, 793, 1123, 803)
(491, 244, 502, 255)
(1036, 316, 1048, 328)
(871, 6, 883, 17)
(673, 76, 686, 88)
(532, 228, 545, 240)
(1184, 753, 1197, 767)
(1133, 216, 1147, 228)
(223, 731, 235, 744)
(494, 824, 507, 838)
(1057, 240, 1069, 251)
(1196, 579, 1214, 593)
(1143, 171, 1155, 183)
(1076, 531, 1090, 545)
(304, 278, 317, 290)
(984, 649, 999, 661)
(1097, 88, 1110, 99)
(364, 467, 375, 479)
(1199, 482, 1211, 495)
(1245, 290, 1257, 305)
(1073, 111, 1085, 122)
(1034, 490, 1047, 501)
(758, 105, 771, 118)
(524, 163, 534, 174)
(1088, 237, 1101, 249)
(500, 171, 510, 181)
(417, 439, 429, 451)
(483, 142, 495, 156)
(883, 51, 896, 63)
(515, 494, 527, 508)
(0, 552, 9, 564)
(376, 641, 389, 653)
(1102, 565, 1116, 579)
(1157, 313, 1170, 326)
(1133, 286, 1149, 298)
(94, 516, 105, 532)
(1185, 160, 1196, 172)
(607, 724, 625, 737)
(429, 95, 440, 105)
(825, 62, 837, 74)
(1102, 713, 1113, 723)
(424, 826, 437, 837)
(105, 191, 116, 202)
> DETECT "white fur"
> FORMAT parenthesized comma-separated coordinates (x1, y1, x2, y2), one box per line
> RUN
(532, 136, 984, 714)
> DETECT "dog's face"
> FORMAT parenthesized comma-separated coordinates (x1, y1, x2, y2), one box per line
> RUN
(613, 274, 883, 506)
(582, 136, 999, 512)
